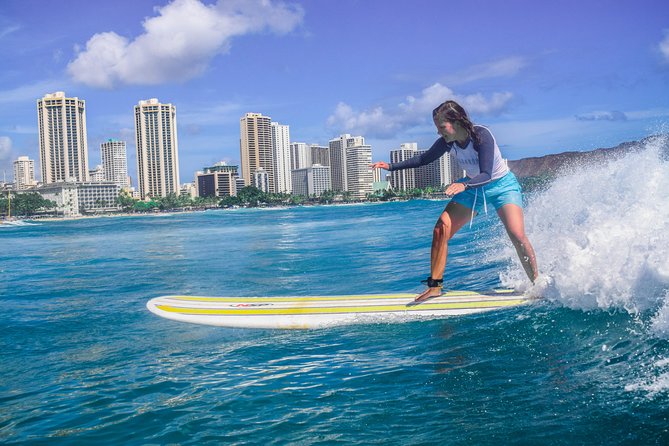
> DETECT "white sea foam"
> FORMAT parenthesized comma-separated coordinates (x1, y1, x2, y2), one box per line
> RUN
(624, 355, 669, 398)
(625, 371, 669, 398)
(500, 134, 669, 335)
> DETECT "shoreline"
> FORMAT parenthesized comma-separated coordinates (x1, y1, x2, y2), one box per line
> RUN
(5, 199, 416, 223)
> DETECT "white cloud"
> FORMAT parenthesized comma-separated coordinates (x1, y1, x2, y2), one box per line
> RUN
(575, 110, 628, 121)
(625, 107, 669, 120)
(0, 136, 12, 161)
(0, 24, 20, 40)
(660, 29, 669, 62)
(67, 0, 304, 88)
(327, 83, 513, 138)
(444, 56, 528, 85)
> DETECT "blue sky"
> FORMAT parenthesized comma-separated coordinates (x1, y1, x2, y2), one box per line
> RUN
(1, 0, 668, 184)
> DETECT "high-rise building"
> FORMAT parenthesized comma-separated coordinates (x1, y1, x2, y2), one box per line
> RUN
(134, 98, 180, 199)
(235, 177, 246, 194)
(390, 143, 419, 191)
(290, 142, 311, 170)
(271, 122, 291, 194)
(417, 150, 463, 188)
(345, 144, 373, 200)
(37, 181, 120, 217)
(100, 139, 130, 189)
(389, 144, 463, 189)
(196, 162, 238, 198)
(13, 156, 36, 190)
(37, 92, 89, 184)
(291, 164, 331, 197)
(240, 113, 274, 193)
(89, 165, 105, 182)
(180, 182, 196, 198)
(253, 167, 270, 193)
(328, 134, 364, 192)
(310, 144, 329, 166)
(372, 167, 383, 183)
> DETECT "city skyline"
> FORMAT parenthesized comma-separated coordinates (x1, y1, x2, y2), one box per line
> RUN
(1, 0, 669, 180)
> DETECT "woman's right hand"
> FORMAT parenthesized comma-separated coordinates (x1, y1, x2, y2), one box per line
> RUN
(370, 161, 389, 170)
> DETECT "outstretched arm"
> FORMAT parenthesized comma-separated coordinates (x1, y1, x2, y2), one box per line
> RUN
(386, 138, 450, 171)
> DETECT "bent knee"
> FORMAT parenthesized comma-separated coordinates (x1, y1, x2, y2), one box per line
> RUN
(434, 215, 452, 234)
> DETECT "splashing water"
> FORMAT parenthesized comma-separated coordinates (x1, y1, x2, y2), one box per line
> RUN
(502, 135, 669, 334)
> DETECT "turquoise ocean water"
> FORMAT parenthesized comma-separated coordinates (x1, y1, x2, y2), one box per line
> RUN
(2, 136, 669, 444)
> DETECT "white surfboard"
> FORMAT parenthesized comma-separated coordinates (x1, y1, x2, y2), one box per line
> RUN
(146, 289, 531, 329)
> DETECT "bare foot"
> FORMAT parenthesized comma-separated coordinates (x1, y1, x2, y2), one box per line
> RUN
(414, 287, 442, 303)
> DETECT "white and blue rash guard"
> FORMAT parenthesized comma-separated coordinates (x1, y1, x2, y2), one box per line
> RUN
(388, 125, 509, 188)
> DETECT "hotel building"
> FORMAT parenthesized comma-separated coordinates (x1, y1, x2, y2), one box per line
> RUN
(345, 144, 373, 200)
(310, 144, 329, 166)
(328, 134, 364, 192)
(240, 113, 274, 193)
(89, 165, 105, 182)
(390, 143, 419, 191)
(134, 98, 180, 199)
(290, 142, 311, 170)
(271, 122, 291, 194)
(38, 181, 120, 217)
(37, 92, 89, 184)
(291, 164, 332, 197)
(101, 139, 130, 189)
(196, 162, 239, 198)
(390, 144, 464, 190)
(13, 156, 36, 190)
(253, 167, 270, 193)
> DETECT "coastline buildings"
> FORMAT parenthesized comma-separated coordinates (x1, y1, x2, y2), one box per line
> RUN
(240, 113, 274, 193)
(253, 167, 270, 193)
(134, 98, 180, 199)
(38, 181, 121, 217)
(180, 182, 196, 198)
(100, 139, 130, 189)
(390, 143, 418, 191)
(23, 92, 467, 215)
(390, 143, 464, 191)
(424, 150, 463, 187)
(328, 134, 364, 192)
(290, 142, 311, 170)
(13, 156, 36, 190)
(291, 164, 331, 197)
(310, 144, 329, 166)
(195, 162, 239, 198)
(37, 92, 89, 184)
(89, 165, 105, 182)
(271, 122, 291, 194)
(345, 144, 373, 200)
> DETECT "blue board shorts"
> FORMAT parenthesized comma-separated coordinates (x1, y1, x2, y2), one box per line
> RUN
(452, 171, 523, 212)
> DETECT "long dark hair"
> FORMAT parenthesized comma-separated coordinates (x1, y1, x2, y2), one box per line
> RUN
(432, 100, 479, 145)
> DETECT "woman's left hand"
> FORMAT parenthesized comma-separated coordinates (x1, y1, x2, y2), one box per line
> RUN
(444, 182, 467, 197)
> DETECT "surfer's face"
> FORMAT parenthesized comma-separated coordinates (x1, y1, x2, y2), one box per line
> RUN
(434, 114, 458, 140)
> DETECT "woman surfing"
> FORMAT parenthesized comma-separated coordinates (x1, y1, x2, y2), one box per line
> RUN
(372, 100, 538, 302)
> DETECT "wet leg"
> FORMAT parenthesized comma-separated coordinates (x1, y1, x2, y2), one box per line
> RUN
(497, 204, 538, 282)
(415, 202, 473, 301)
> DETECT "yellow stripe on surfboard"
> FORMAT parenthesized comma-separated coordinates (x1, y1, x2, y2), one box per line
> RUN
(160, 290, 517, 303)
(155, 298, 527, 316)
